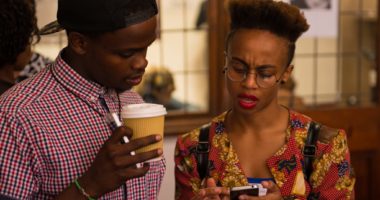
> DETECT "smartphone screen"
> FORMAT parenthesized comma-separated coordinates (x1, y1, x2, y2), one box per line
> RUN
(230, 186, 259, 200)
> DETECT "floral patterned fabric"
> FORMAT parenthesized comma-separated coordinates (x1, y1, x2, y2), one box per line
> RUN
(175, 110, 355, 200)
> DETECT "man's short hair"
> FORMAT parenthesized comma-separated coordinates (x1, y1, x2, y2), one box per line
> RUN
(39, 0, 158, 35)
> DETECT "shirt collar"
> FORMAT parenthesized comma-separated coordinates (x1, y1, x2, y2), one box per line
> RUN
(51, 52, 112, 103)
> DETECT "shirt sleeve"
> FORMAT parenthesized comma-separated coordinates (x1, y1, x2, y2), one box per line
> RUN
(0, 112, 39, 199)
(174, 132, 202, 200)
(147, 158, 166, 199)
(125, 157, 166, 199)
(310, 129, 355, 199)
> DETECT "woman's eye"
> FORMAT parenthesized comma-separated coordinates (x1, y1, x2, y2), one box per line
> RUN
(258, 72, 274, 78)
(231, 65, 247, 73)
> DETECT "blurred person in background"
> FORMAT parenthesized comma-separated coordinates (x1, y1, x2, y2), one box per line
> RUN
(16, 0, 53, 83)
(136, 66, 197, 111)
(0, 0, 37, 94)
(0, 0, 52, 95)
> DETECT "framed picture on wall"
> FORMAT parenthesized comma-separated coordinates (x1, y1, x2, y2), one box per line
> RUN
(285, 0, 339, 37)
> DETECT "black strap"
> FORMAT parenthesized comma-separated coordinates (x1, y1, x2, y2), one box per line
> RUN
(196, 124, 210, 181)
(303, 121, 321, 181)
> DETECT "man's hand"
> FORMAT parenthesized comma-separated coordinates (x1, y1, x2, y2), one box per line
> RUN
(79, 126, 162, 197)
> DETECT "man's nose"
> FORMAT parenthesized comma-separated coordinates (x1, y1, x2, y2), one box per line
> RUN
(131, 54, 148, 71)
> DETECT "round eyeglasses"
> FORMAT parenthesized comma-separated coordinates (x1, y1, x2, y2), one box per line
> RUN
(223, 66, 283, 89)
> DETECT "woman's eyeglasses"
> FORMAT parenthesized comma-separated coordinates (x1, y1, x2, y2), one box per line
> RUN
(223, 65, 284, 89)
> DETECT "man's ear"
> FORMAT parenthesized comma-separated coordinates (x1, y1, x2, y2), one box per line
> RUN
(281, 65, 294, 83)
(67, 32, 88, 55)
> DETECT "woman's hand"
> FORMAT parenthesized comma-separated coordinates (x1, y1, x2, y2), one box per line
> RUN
(237, 181, 282, 200)
(192, 178, 230, 200)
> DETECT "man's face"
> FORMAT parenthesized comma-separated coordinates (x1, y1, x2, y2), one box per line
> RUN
(79, 16, 157, 91)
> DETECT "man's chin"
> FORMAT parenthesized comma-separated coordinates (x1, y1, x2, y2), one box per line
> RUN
(115, 85, 133, 93)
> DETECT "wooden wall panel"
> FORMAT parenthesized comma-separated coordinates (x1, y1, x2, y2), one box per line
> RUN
(303, 107, 380, 200)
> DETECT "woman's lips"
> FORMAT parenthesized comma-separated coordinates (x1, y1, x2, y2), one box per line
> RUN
(238, 94, 258, 109)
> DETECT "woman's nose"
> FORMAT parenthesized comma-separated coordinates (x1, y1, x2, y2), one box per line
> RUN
(242, 72, 259, 88)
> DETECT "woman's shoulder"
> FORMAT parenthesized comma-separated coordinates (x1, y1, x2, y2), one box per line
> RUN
(288, 109, 345, 145)
(176, 112, 227, 146)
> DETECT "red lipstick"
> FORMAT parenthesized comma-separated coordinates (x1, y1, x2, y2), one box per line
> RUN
(238, 93, 258, 109)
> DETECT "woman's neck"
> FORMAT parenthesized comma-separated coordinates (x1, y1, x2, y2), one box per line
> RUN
(0, 65, 17, 84)
(226, 104, 289, 136)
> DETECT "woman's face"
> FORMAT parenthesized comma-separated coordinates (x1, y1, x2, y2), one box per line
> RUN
(225, 29, 292, 115)
(13, 44, 32, 71)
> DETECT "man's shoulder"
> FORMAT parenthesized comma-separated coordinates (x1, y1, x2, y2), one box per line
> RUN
(0, 69, 57, 115)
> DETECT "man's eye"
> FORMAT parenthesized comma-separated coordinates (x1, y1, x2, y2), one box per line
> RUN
(119, 52, 134, 58)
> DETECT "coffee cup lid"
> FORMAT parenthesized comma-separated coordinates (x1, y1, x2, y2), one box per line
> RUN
(121, 103, 167, 118)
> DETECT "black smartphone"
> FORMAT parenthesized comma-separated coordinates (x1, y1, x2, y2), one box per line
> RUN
(230, 186, 259, 200)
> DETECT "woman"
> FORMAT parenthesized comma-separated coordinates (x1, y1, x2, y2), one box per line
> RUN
(0, 0, 36, 94)
(174, 0, 355, 199)
(0, 0, 40, 94)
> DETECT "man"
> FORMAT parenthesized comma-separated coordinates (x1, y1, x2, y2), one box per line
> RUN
(0, 0, 165, 199)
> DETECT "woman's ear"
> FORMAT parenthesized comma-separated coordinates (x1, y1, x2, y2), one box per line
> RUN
(67, 32, 88, 55)
(281, 65, 294, 83)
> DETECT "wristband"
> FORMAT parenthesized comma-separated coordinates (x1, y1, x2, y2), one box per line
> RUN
(74, 179, 96, 200)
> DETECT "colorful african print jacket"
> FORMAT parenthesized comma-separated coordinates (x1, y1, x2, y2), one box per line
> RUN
(175, 111, 355, 200)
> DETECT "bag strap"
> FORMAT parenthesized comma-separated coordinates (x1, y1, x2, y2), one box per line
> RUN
(196, 124, 211, 181)
(303, 121, 321, 181)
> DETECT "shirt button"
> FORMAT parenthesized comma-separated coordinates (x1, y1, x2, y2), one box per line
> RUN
(90, 96, 97, 102)
(99, 88, 106, 95)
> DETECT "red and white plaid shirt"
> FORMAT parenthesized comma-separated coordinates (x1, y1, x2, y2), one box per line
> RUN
(0, 53, 166, 199)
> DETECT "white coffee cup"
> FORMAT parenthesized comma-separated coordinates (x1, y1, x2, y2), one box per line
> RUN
(121, 103, 167, 158)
